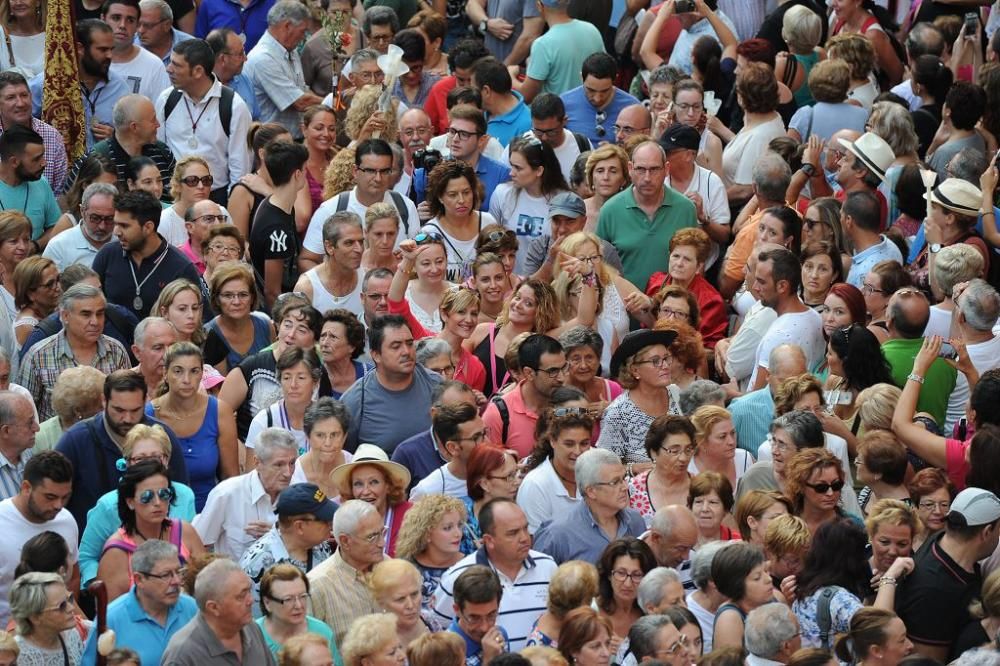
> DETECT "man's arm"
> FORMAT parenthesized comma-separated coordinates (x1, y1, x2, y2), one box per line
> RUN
(504, 16, 544, 66)
(517, 76, 543, 104)
(291, 92, 326, 111)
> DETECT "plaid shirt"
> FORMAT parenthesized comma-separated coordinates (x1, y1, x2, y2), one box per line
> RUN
(0, 117, 69, 196)
(18, 331, 130, 421)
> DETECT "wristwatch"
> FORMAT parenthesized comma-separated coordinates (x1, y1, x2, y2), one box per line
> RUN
(479, 19, 488, 35)
(929, 243, 943, 254)
(800, 163, 817, 178)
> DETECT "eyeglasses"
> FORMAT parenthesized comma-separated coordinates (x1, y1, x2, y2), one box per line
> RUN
(138, 487, 175, 504)
(223, 50, 247, 60)
(577, 254, 601, 264)
(127, 453, 167, 465)
(356, 166, 393, 177)
(861, 282, 885, 295)
(140, 567, 186, 582)
(655, 634, 690, 656)
(632, 165, 664, 177)
(455, 430, 489, 445)
(611, 569, 644, 584)
(209, 243, 242, 255)
(85, 213, 115, 225)
(919, 500, 951, 511)
(488, 471, 519, 483)
(447, 127, 481, 141)
(593, 476, 627, 489)
(594, 111, 607, 138)
(196, 214, 228, 224)
(219, 291, 252, 301)
(43, 594, 75, 614)
(674, 102, 703, 113)
(614, 124, 649, 136)
(355, 69, 385, 82)
(552, 406, 588, 417)
(267, 592, 310, 607)
(531, 126, 562, 138)
(415, 231, 444, 245)
(662, 446, 695, 457)
(39, 278, 59, 290)
(658, 307, 690, 320)
(181, 175, 214, 187)
(805, 479, 844, 494)
(633, 354, 672, 368)
(358, 526, 389, 544)
(536, 363, 569, 378)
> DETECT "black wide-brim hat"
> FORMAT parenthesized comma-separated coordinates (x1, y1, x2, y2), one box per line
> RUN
(609, 329, 679, 380)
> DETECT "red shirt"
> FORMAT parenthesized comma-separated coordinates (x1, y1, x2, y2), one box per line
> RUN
(424, 75, 458, 136)
(644, 273, 728, 348)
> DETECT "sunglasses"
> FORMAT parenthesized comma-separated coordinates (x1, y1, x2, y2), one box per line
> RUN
(414, 231, 444, 245)
(805, 479, 844, 494)
(595, 111, 607, 138)
(485, 229, 514, 244)
(552, 406, 589, 417)
(181, 175, 214, 187)
(139, 487, 175, 504)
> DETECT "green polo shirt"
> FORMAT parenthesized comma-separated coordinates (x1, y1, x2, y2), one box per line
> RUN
(882, 337, 957, 428)
(595, 184, 697, 291)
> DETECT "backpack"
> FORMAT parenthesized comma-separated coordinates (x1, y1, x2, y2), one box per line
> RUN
(815, 586, 837, 650)
(572, 132, 591, 153)
(490, 392, 510, 445)
(336, 190, 411, 236)
(163, 85, 236, 138)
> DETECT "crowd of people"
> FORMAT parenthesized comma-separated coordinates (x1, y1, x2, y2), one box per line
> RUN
(2, 0, 1000, 663)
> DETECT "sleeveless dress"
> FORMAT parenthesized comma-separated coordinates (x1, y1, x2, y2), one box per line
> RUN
(232, 181, 268, 235)
(472, 323, 508, 398)
(101, 518, 191, 588)
(203, 312, 273, 372)
(145, 397, 221, 511)
(306, 168, 324, 215)
(11, 314, 37, 377)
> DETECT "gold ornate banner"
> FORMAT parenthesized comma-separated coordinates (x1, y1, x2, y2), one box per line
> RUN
(41, 0, 86, 160)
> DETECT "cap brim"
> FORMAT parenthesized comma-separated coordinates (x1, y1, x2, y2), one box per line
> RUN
(549, 207, 586, 218)
(609, 329, 679, 379)
(314, 500, 337, 523)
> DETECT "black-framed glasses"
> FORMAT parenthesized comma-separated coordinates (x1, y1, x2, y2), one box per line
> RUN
(180, 175, 214, 187)
(633, 354, 672, 368)
(536, 363, 569, 378)
(196, 214, 228, 224)
(594, 111, 607, 138)
(455, 430, 489, 445)
(85, 213, 115, 225)
(446, 127, 481, 141)
(531, 126, 563, 138)
(267, 592, 310, 607)
(919, 500, 951, 511)
(139, 487, 175, 504)
(805, 479, 844, 494)
(208, 243, 242, 255)
(356, 166, 393, 177)
(610, 569, 644, 584)
(139, 567, 186, 582)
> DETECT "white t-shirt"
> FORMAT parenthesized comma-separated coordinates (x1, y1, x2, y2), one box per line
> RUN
(420, 213, 497, 283)
(688, 448, 756, 483)
(303, 188, 418, 256)
(749, 306, 825, 387)
(409, 464, 467, 500)
(923, 305, 952, 339)
(245, 401, 307, 453)
(110, 47, 171, 103)
(946, 334, 1000, 434)
(501, 129, 588, 182)
(488, 183, 555, 274)
(159, 205, 232, 247)
(727, 300, 778, 389)
(721, 115, 786, 186)
(517, 457, 581, 534)
(8, 33, 44, 79)
(666, 164, 731, 267)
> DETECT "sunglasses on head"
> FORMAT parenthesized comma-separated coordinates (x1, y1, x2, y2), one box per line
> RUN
(414, 231, 444, 245)
(139, 487, 175, 504)
(806, 479, 844, 494)
(552, 406, 588, 417)
(181, 175, 214, 187)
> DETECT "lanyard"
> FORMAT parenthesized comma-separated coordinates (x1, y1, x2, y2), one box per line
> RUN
(80, 81, 104, 116)
(183, 95, 216, 135)
(128, 242, 170, 309)
(382, 506, 394, 555)
(0, 181, 29, 212)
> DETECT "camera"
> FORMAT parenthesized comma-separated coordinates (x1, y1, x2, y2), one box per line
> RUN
(413, 148, 443, 173)
(676, 0, 696, 13)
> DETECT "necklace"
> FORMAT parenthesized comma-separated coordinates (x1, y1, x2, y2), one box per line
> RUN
(134, 521, 166, 543)
(159, 395, 203, 420)
(552, 463, 577, 496)
(128, 241, 170, 311)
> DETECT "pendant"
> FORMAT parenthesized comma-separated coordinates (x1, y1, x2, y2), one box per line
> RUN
(188, 136, 199, 149)
(133, 295, 143, 310)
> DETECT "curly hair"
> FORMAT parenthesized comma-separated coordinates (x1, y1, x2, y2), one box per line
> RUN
(670, 227, 712, 265)
(345, 84, 399, 142)
(495, 278, 561, 333)
(653, 318, 704, 374)
(736, 62, 779, 114)
(425, 160, 482, 219)
(773, 374, 824, 416)
(783, 448, 843, 513)
(393, 494, 468, 560)
(651, 284, 701, 330)
(596, 538, 657, 613)
(323, 145, 358, 200)
(323, 308, 367, 359)
(527, 404, 594, 470)
(341, 614, 400, 666)
(827, 33, 876, 80)
(547, 560, 600, 619)
(807, 58, 851, 103)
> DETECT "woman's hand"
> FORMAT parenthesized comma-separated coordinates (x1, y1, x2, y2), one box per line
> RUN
(358, 111, 389, 141)
(398, 239, 427, 267)
(946, 336, 977, 379)
(779, 575, 797, 600)
(559, 252, 592, 278)
(886, 556, 915, 580)
(705, 114, 727, 138)
(623, 290, 653, 316)
(803, 134, 824, 170)
(981, 164, 998, 198)
(913, 335, 943, 377)
(817, 409, 851, 439)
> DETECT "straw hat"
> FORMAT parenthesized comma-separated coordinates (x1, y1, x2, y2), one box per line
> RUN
(330, 443, 412, 492)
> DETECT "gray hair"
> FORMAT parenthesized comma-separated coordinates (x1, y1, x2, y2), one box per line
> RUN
(59, 283, 104, 313)
(323, 211, 363, 247)
(350, 47, 380, 69)
(745, 604, 798, 659)
(303, 397, 350, 437)
(558, 325, 604, 359)
(629, 615, 675, 661)
(255, 428, 298, 463)
(333, 498, 378, 539)
(769, 409, 824, 449)
(133, 316, 176, 349)
(267, 0, 309, 26)
(934, 244, 984, 299)
(362, 5, 399, 34)
(10, 572, 64, 636)
(0, 391, 26, 426)
(869, 102, 919, 158)
(139, 0, 172, 21)
(690, 540, 728, 591)
(948, 148, 988, 185)
(415, 338, 452, 366)
(752, 153, 793, 203)
(132, 539, 179, 575)
(389, 142, 404, 170)
(679, 380, 725, 415)
(363, 267, 393, 291)
(112, 94, 151, 132)
(193, 558, 245, 611)
(81, 182, 119, 211)
(958, 278, 1000, 333)
(575, 448, 620, 493)
(648, 64, 686, 87)
(637, 567, 681, 613)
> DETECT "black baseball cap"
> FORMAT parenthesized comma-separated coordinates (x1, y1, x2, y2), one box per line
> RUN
(659, 124, 700, 154)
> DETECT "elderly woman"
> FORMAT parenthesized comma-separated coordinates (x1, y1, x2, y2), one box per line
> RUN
(826, 33, 880, 110)
(597, 538, 657, 652)
(597, 329, 681, 475)
(96, 459, 205, 600)
(637, 566, 686, 614)
(341, 613, 406, 666)
(463, 445, 519, 547)
(583, 145, 630, 230)
(865, 499, 920, 587)
(907, 467, 955, 551)
(774, 5, 823, 107)
(867, 102, 921, 227)
(855, 432, 911, 515)
(855, 383, 901, 434)
(734, 490, 792, 545)
(246, 346, 324, 455)
(560, 326, 622, 427)
(10, 572, 90, 664)
(711, 542, 775, 650)
(204, 262, 274, 373)
(12, 256, 59, 352)
(651, 284, 702, 331)
(689, 471, 739, 544)
(925, 243, 985, 338)
(721, 63, 786, 204)
(685, 542, 729, 652)
(679, 380, 726, 416)
(690, 405, 753, 486)
(528, 560, 600, 647)
(784, 448, 852, 535)
(200, 225, 245, 287)
(863, 260, 912, 343)
(280, 633, 339, 666)
(406, 633, 466, 666)
(257, 563, 342, 664)
(362, 203, 400, 273)
(332, 446, 413, 557)
(291, 398, 354, 499)
(628, 415, 695, 527)
(557, 607, 614, 666)
(787, 60, 869, 143)
(371, 559, 444, 648)
(655, 319, 707, 391)
(394, 494, 467, 608)
(34, 365, 104, 452)
(737, 410, 825, 500)
(317, 309, 370, 399)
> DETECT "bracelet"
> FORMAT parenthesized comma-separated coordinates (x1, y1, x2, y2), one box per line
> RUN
(879, 575, 897, 587)
(581, 273, 598, 288)
(906, 373, 925, 384)
(982, 210, 996, 218)
(626, 462, 635, 477)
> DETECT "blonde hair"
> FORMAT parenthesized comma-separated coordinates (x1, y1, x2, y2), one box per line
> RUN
(495, 279, 561, 334)
(345, 85, 399, 142)
(521, 646, 570, 666)
(0, 0, 46, 28)
(773, 374, 824, 416)
(584, 144, 630, 191)
(370, 558, 422, 604)
(782, 4, 822, 53)
(734, 490, 792, 541)
(123, 423, 172, 459)
(364, 201, 400, 232)
(439, 287, 480, 319)
(13, 255, 55, 310)
(394, 494, 467, 559)
(170, 155, 212, 200)
(278, 632, 333, 666)
(970, 569, 1000, 620)
(865, 498, 921, 542)
(827, 33, 877, 81)
(51, 366, 106, 426)
(0, 210, 30, 243)
(407, 631, 466, 666)
(323, 146, 357, 200)
(856, 383, 901, 432)
(763, 513, 811, 558)
(691, 405, 732, 448)
(341, 614, 400, 666)
(0, 629, 17, 656)
(151, 278, 205, 346)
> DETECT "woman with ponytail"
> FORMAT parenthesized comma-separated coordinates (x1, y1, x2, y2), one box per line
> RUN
(909, 55, 954, 160)
(833, 608, 913, 666)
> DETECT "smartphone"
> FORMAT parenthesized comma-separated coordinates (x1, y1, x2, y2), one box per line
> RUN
(939, 342, 959, 361)
(965, 11, 979, 35)
(676, 0, 696, 13)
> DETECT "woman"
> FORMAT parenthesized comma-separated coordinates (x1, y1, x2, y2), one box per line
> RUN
(667, 79, 725, 179)
(229, 122, 291, 239)
(200, 225, 245, 288)
(800, 242, 844, 311)
(829, 0, 903, 86)
(317, 309, 369, 398)
(835, 608, 913, 666)
(721, 63, 786, 201)
(57, 154, 118, 230)
(247, 346, 323, 455)
(472, 224, 522, 302)
(855, 383, 901, 434)
(291, 398, 352, 498)
(802, 198, 849, 265)
(645, 228, 727, 349)
(556, 607, 614, 666)
(711, 542, 774, 650)
(666, 606, 705, 663)
(757, 205, 804, 256)
(396, 235, 453, 334)
(204, 262, 273, 373)
(96, 460, 205, 600)
(332, 445, 413, 557)
(774, 5, 823, 107)
(792, 518, 910, 648)
(421, 160, 497, 283)
(689, 471, 740, 544)
(596, 538, 657, 654)
(925, 244, 983, 339)
(819, 284, 866, 373)
(784, 448, 851, 535)
(909, 55, 953, 160)
(560, 326, 622, 430)
(280, 633, 339, 666)
(0, 211, 30, 320)
(126, 155, 165, 203)
(416, 338, 454, 378)
(298, 106, 337, 219)
(0, 0, 45, 78)
(907, 467, 956, 551)
(824, 323, 895, 439)
(864, 260, 912, 343)
(146, 342, 239, 510)
(463, 444, 519, 547)
(471, 253, 508, 324)
(160, 156, 229, 247)
(865, 499, 919, 586)
(787, 60, 869, 145)
(362, 202, 401, 273)
(690, 405, 754, 487)
(628, 415, 695, 527)
(408, 10, 448, 76)
(395, 494, 467, 608)
(583, 145, 630, 230)
(826, 33, 881, 110)
(12, 256, 59, 350)
(734, 490, 792, 545)
(528, 561, 600, 647)
(867, 103, 921, 229)
(257, 564, 342, 664)
(14, 532, 89, 643)
(598, 329, 683, 473)
(9, 572, 89, 665)
(651, 284, 702, 331)
(489, 137, 570, 272)
(35, 365, 104, 452)
(856, 432, 911, 514)
(406, 634, 465, 666)
(370, 559, 443, 649)
(341, 613, 405, 666)
(656, 319, 707, 391)
(151, 278, 206, 346)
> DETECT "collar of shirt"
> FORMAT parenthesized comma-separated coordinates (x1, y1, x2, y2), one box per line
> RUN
(575, 498, 629, 533)
(506, 384, 535, 418)
(331, 548, 368, 581)
(624, 185, 674, 213)
(191, 612, 258, 659)
(121, 234, 168, 265)
(258, 29, 293, 57)
(473, 546, 537, 581)
(55, 328, 109, 363)
(123, 586, 189, 628)
(0, 448, 23, 470)
(246, 469, 270, 506)
(180, 76, 225, 106)
(263, 525, 294, 562)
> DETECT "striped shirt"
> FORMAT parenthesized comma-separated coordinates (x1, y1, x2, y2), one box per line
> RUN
(0, 448, 32, 501)
(306, 550, 381, 645)
(433, 548, 556, 651)
(64, 135, 175, 200)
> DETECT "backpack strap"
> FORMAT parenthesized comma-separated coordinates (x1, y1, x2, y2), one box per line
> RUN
(163, 84, 234, 137)
(389, 190, 410, 236)
(162, 88, 184, 124)
(572, 132, 590, 153)
(490, 393, 510, 445)
(816, 586, 836, 650)
(335, 193, 350, 213)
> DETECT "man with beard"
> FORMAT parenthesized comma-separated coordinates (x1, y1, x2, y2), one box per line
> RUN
(0, 451, 78, 626)
(104, 0, 171, 101)
(43, 182, 119, 270)
(0, 126, 61, 247)
(293, 211, 365, 321)
(0, 72, 68, 196)
(29, 19, 132, 150)
(54, 369, 188, 532)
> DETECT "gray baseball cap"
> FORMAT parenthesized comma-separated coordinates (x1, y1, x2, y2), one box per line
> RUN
(948, 487, 1000, 527)
(548, 191, 586, 219)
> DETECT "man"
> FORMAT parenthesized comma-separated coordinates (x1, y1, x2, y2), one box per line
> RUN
(361, 5, 398, 55)
(533, 448, 646, 563)
(730, 343, 806, 457)
(665, 0, 738, 75)
(179, 199, 226, 272)
(414, 104, 510, 212)
(896, 487, 1000, 660)
(0, 126, 60, 246)
(928, 82, 987, 178)
(137, 0, 193, 64)
(646, 505, 698, 589)
(526, 191, 621, 280)
(103, 0, 171, 100)
(0, 451, 77, 626)
(245, 1, 324, 136)
(240, 482, 335, 615)
(882, 287, 957, 427)
(561, 53, 639, 147)
(628, 615, 687, 665)
(0, 72, 68, 196)
(889, 22, 945, 111)
(294, 211, 365, 319)
(43, 183, 118, 270)
(93, 189, 200, 319)
(835, 131, 893, 226)
(158, 38, 252, 203)
(745, 603, 802, 666)
(391, 29, 440, 109)
(465, 0, 542, 66)
(194, 0, 272, 49)
(307, 499, 384, 643)
(0, 391, 38, 501)
(596, 141, 697, 292)
(424, 38, 491, 134)
(131, 316, 178, 398)
(84, 540, 198, 666)
(444, 564, 511, 665)
(161, 558, 275, 665)
(947, 280, 1000, 430)
(64, 93, 175, 196)
(483, 334, 565, 458)
(434, 499, 556, 650)
(361, 267, 392, 330)
(410, 402, 487, 499)
(392, 379, 479, 490)
(748, 248, 825, 390)
(54, 369, 187, 528)
(473, 58, 531, 147)
(716, 244, 779, 390)
(341, 314, 441, 451)
(205, 27, 259, 118)
(301, 139, 418, 271)
(29, 19, 131, 149)
(319, 47, 386, 110)
(661, 123, 730, 247)
(393, 108, 432, 197)
(613, 104, 652, 146)
(249, 140, 307, 307)
(19, 285, 130, 422)
(506, 93, 589, 183)
(844, 190, 903, 288)
(194, 428, 297, 560)
(519, 0, 604, 101)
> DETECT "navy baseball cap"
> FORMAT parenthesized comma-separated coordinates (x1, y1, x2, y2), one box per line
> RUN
(276, 483, 338, 522)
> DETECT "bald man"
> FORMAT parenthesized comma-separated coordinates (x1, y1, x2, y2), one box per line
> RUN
(729, 343, 807, 456)
(647, 506, 699, 579)
(398, 107, 434, 184)
(613, 104, 652, 145)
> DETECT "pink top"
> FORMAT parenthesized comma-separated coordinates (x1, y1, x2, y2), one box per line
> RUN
(306, 169, 324, 214)
(483, 383, 538, 458)
(179, 240, 206, 275)
(945, 437, 969, 491)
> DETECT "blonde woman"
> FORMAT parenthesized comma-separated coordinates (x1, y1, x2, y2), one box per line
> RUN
(362, 202, 401, 273)
(151, 279, 206, 347)
(160, 156, 231, 247)
(865, 499, 920, 585)
(12, 255, 59, 349)
(690, 405, 753, 487)
(35, 365, 105, 452)
(394, 494, 467, 608)
(527, 560, 600, 648)
(341, 614, 406, 666)
(370, 559, 444, 648)
(774, 5, 824, 107)
(10, 572, 88, 664)
(0, 0, 46, 77)
(406, 632, 466, 666)
(0, 211, 31, 320)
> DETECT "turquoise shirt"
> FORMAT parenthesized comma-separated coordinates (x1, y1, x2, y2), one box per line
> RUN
(525, 20, 606, 96)
(0, 177, 61, 240)
(81, 588, 198, 666)
(257, 616, 344, 666)
(486, 92, 532, 147)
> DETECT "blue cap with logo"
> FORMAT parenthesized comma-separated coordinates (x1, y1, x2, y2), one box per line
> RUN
(276, 483, 338, 522)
